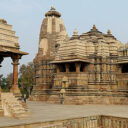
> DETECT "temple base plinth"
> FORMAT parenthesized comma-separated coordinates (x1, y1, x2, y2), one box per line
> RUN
(10, 85, 21, 97)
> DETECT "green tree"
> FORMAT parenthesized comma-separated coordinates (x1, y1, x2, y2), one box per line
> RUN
(0, 74, 12, 92)
(6, 73, 13, 88)
(19, 62, 34, 98)
(0, 74, 3, 87)
(1, 77, 10, 92)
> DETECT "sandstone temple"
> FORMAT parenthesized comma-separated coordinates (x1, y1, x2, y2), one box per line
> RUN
(32, 6, 128, 105)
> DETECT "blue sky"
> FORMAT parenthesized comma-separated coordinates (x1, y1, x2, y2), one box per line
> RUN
(0, 0, 128, 76)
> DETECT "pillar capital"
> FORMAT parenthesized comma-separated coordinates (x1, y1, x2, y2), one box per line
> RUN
(12, 58, 19, 65)
(11, 55, 21, 63)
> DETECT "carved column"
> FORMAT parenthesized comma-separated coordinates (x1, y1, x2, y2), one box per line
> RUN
(56, 65, 60, 73)
(65, 64, 69, 73)
(11, 56, 21, 94)
(75, 63, 80, 73)
(84, 64, 88, 72)
(12, 58, 19, 85)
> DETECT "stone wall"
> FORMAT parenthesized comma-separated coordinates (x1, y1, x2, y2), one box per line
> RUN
(47, 94, 128, 105)
(54, 73, 88, 88)
(1, 115, 128, 128)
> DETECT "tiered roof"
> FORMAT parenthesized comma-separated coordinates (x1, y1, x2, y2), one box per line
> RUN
(52, 25, 123, 64)
(0, 19, 28, 56)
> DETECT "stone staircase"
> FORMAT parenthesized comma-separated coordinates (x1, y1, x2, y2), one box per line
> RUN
(1, 92, 29, 119)
(0, 96, 4, 116)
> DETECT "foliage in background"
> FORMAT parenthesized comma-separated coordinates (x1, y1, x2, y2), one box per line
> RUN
(0, 74, 12, 92)
(0, 62, 34, 97)
(19, 62, 34, 98)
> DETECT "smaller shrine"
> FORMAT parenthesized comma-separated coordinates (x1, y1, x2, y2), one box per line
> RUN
(0, 19, 29, 118)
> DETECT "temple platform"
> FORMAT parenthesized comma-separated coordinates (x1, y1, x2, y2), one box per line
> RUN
(1, 101, 128, 127)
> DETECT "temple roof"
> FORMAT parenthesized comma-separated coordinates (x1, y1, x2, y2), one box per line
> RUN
(0, 19, 28, 57)
(0, 18, 20, 49)
(45, 6, 61, 17)
(80, 25, 116, 40)
(0, 47, 28, 57)
(52, 25, 122, 63)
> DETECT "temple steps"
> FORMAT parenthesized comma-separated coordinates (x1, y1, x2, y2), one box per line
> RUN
(32, 88, 128, 97)
(1, 92, 29, 119)
(0, 94, 4, 116)
(0, 105, 4, 116)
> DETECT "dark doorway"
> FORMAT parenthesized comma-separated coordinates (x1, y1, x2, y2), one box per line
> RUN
(122, 64, 128, 73)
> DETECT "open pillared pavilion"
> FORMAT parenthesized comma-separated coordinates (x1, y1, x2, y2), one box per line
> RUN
(0, 19, 28, 94)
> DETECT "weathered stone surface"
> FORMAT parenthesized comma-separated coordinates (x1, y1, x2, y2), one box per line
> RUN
(32, 7, 128, 105)
(1, 101, 128, 127)
(1, 92, 29, 119)
(1, 115, 128, 128)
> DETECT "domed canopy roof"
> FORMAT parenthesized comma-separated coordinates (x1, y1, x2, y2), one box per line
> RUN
(45, 6, 61, 17)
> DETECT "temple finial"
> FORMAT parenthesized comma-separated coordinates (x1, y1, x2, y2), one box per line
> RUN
(73, 29, 78, 35)
(107, 29, 111, 35)
(93, 25, 96, 29)
(51, 5, 56, 11)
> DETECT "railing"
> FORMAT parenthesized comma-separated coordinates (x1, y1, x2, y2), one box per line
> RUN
(117, 73, 128, 80)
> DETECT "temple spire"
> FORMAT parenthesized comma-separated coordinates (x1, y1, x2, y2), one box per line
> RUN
(45, 6, 61, 17)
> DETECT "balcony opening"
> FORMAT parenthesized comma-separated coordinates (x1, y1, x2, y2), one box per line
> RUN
(80, 63, 84, 72)
(69, 63, 76, 72)
(122, 64, 128, 73)
(60, 64, 66, 72)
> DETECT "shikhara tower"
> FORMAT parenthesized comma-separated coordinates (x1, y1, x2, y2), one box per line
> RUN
(33, 6, 67, 99)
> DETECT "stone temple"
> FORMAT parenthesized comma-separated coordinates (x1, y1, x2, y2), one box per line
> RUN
(32, 6, 128, 105)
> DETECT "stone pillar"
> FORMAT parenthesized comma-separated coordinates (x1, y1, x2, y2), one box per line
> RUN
(56, 65, 60, 73)
(75, 63, 80, 73)
(65, 64, 69, 73)
(11, 57, 20, 94)
(83, 64, 88, 72)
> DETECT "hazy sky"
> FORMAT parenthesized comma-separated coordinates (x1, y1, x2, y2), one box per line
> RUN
(0, 0, 128, 76)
